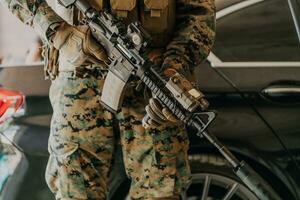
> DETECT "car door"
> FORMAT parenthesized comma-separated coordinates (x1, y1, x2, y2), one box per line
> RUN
(197, 0, 300, 170)
(197, 0, 300, 167)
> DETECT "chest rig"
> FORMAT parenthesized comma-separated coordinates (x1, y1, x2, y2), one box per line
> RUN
(55, 0, 176, 47)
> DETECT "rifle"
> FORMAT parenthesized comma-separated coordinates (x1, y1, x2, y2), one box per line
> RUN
(59, 0, 281, 199)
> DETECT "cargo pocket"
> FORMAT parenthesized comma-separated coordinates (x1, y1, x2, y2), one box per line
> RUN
(110, 0, 136, 18)
(142, 0, 172, 33)
(46, 142, 89, 199)
(147, 130, 178, 196)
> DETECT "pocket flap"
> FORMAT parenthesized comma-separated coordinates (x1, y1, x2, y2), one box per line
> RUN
(110, 0, 136, 11)
(49, 141, 79, 159)
(144, 0, 169, 10)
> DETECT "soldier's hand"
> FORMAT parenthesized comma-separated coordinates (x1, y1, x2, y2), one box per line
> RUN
(52, 22, 108, 68)
(142, 97, 181, 130)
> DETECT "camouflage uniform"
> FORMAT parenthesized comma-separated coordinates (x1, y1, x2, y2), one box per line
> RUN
(0, 0, 215, 199)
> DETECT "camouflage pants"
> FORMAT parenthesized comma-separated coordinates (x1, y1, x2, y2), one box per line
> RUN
(46, 71, 191, 200)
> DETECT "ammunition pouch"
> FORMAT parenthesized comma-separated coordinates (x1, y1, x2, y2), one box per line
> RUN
(143, 0, 170, 24)
(110, 0, 136, 18)
(54, 0, 176, 47)
(109, 0, 175, 46)
(141, 0, 175, 46)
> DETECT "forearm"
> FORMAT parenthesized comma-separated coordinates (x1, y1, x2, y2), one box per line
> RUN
(163, 0, 216, 76)
(0, 0, 63, 42)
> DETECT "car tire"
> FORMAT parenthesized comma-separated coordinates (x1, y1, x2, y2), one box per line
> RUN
(186, 154, 261, 200)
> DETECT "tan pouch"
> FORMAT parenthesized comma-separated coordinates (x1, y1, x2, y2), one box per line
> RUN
(144, 0, 169, 17)
(141, 0, 175, 46)
(110, 0, 136, 18)
(43, 44, 59, 80)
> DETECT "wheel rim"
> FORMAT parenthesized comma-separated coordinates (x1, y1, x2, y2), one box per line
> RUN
(185, 173, 259, 200)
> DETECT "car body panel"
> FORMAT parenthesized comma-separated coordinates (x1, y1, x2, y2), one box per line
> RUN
(194, 0, 300, 198)
(211, 0, 300, 163)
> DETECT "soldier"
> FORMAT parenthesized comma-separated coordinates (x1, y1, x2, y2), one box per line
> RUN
(0, 0, 215, 199)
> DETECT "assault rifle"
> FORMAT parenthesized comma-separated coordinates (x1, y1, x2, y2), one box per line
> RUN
(59, 0, 281, 199)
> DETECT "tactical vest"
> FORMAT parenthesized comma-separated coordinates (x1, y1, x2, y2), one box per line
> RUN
(55, 0, 176, 47)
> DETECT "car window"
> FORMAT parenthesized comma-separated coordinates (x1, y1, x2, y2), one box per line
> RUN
(213, 0, 300, 62)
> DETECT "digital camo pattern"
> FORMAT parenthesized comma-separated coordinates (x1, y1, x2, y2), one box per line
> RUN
(1, 0, 216, 199)
(119, 91, 191, 199)
(163, 0, 216, 77)
(46, 71, 191, 199)
(47, 72, 115, 200)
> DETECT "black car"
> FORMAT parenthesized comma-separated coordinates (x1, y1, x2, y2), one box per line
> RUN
(0, 0, 300, 199)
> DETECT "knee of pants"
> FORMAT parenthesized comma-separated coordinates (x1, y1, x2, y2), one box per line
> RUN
(122, 128, 191, 199)
(46, 142, 108, 200)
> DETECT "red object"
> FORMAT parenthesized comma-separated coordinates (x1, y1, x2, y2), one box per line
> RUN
(0, 88, 24, 122)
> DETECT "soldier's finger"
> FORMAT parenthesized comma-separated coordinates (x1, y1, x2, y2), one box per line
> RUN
(142, 115, 161, 129)
(148, 119, 161, 127)
(142, 116, 151, 129)
(162, 108, 179, 123)
(149, 98, 167, 121)
(145, 105, 166, 125)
